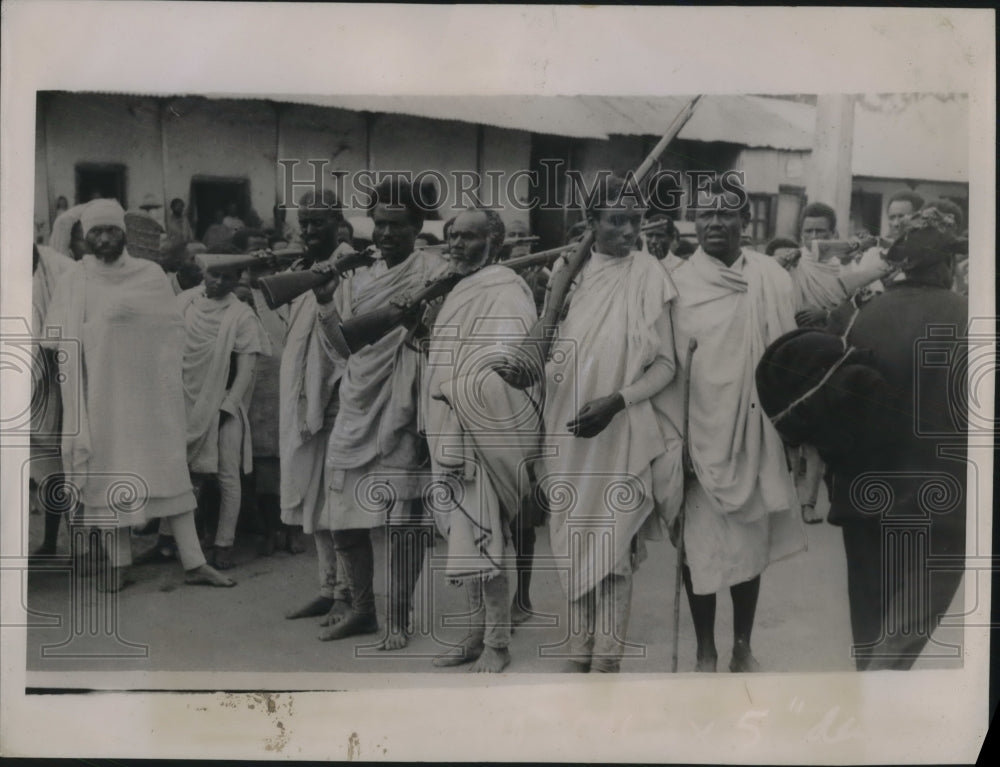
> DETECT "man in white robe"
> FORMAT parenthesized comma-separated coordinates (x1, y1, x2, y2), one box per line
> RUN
(30, 243, 77, 559)
(280, 191, 353, 623)
(311, 179, 449, 647)
(539, 176, 679, 673)
(43, 199, 233, 590)
(658, 181, 805, 672)
(421, 207, 540, 672)
(178, 253, 270, 569)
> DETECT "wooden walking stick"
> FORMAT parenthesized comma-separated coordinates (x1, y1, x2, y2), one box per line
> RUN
(671, 337, 698, 673)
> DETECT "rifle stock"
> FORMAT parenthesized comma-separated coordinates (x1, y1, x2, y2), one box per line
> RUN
(338, 272, 464, 354)
(335, 245, 577, 355)
(505, 95, 703, 389)
(257, 247, 376, 310)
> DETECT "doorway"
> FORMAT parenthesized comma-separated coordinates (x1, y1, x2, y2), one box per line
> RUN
(75, 163, 127, 207)
(189, 177, 251, 240)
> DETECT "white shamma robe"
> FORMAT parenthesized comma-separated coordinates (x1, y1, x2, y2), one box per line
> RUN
(542, 250, 679, 601)
(43, 252, 196, 526)
(658, 248, 806, 594)
(421, 265, 541, 580)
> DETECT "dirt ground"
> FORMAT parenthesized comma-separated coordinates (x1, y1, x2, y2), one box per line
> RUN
(22, 485, 964, 684)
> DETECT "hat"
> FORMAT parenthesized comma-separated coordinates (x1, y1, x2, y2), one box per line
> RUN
(80, 199, 126, 235)
(756, 329, 851, 424)
(196, 252, 260, 273)
(139, 193, 162, 211)
(885, 216, 967, 273)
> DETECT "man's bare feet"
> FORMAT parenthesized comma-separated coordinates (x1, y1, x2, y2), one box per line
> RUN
(210, 545, 235, 570)
(432, 634, 485, 667)
(256, 532, 277, 557)
(729, 640, 760, 673)
(375, 627, 409, 651)
(286, 595, 334, 620)
(318, 611, 378, 641)
(469, 645, 510, 673)
(184, 564, 236, 587)
(285, 529, 307, 554)
(97, 566, 134, 593)
(801, 504, 825, 525)
(318, 599, 352, 626)
(695, 652, 718, 673)
(510, 602, 533, 625)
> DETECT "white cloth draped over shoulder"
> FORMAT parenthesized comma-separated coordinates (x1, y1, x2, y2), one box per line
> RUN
(279, 279, 344, 533)
(31, 246, 77, 481)
(178, 288, 270, 475)
(319, 248, 450, 531)
(788, 255, 850, 312)
(657, 248, 805, 593)
(422, 265, 540, 580)
(542, 250, 678, 601)
(42, 252, 196, 525)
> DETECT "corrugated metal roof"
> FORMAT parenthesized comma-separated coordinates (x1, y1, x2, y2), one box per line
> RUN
(213, 93, 816, 148)
(80, 91, 969, 182)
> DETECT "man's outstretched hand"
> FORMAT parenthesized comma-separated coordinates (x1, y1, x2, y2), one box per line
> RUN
(567, 393, 625, 438)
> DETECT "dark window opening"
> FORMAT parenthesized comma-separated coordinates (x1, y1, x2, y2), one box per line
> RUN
(75, 163, 127, 208)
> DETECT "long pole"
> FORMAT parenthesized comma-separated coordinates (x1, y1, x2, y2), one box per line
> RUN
(508, 96, 702, 388)
(671, 337, 698, 673)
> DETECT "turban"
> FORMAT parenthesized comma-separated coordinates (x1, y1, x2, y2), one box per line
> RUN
(80, 199, 126, 235)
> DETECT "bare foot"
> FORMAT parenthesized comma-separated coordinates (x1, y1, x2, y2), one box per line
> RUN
(375, 627, 409, 652)
(469, 645, 510, 673)
(559, 659, 590, 673)
(185, 564, 236, 587)
(256, 533, 276, 557)
(286, 595, 334, 620)
(210, 546, 236, 570)
(97, 566, 134, 593)
(695, 653, 718, 673)
(286, 529, 307, 554)
(318, 600, 352, 626)
(801, 504, 825, 525)
(729, 641, 760, 673)
(432, 634, 484, 667)
(318, 611, 378, 641)
(510, 602, 533, 625)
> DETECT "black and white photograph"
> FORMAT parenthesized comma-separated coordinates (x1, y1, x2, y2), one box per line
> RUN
(1, 3, 994, 763)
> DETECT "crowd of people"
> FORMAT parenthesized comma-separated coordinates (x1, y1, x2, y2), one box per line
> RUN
(29, 172, 969, 673)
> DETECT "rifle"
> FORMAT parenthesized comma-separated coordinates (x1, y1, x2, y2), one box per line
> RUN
(257, 246, 377, 310)
(336, 243, 578, 354)
(503, 95, 703, 389)
(338, 272, 465, 355)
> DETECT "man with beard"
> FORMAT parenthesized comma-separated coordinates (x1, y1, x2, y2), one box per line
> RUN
(281, 189, 353, 622)
(178, 252, 270, 570)
(310, 177, 449, 647)
(658, 179, 805, 672)
(421, 207, 540, 672)
(43, 199, 233, 590)
(538, 176, 679, 673)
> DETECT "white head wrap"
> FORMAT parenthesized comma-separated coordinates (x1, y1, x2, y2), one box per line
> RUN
(80, 199, 126, 235)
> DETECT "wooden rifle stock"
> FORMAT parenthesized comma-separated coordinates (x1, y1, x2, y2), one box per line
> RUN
(335, 244, 577, 355)
(505, 95, 703, 389)
(338, 272, 465, 354)
(257, 247, 376, 310)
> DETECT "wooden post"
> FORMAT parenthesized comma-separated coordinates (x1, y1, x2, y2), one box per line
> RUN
(806, 95, 855, 237)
